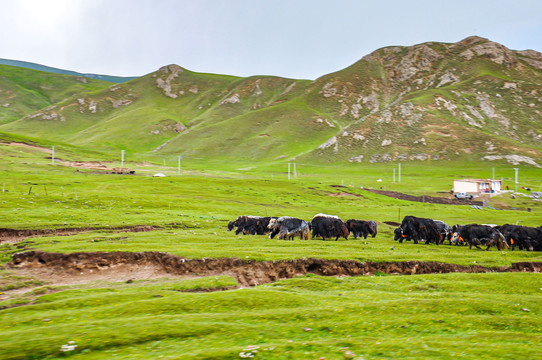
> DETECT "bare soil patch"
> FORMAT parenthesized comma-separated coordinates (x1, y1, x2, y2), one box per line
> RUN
(329, 192, 362, 197)
(62, 161, 110, 170)
(0, 225, 159, 244)
(8, 251, 542, 290)
(328, 185, 364, 197)
(363, 189, 483, 205)
(7, 142, 52, 153)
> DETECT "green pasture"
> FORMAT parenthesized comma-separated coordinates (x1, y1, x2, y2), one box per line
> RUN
(0, 273, 541, 359)
(0, 140, 541, 359)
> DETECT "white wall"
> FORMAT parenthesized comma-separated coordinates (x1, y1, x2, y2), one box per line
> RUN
(453, 180, 478, 193)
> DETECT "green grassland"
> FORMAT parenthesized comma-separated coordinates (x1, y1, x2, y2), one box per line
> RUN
(1, 273, 540, 360)
(0, 140, 541, 359)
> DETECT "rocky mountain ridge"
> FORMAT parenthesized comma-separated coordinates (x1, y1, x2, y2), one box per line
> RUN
(307, 36, 542, 166)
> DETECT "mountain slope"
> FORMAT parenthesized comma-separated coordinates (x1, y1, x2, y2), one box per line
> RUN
(0, 64, 112, 125)
(1, 37, 541, 165)
(302, 36, 542, 165)
(0, 58, 136, 83)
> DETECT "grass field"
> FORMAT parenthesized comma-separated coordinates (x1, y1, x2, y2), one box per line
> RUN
(0, 141, 541, 359)
(1, 273, 541, 360)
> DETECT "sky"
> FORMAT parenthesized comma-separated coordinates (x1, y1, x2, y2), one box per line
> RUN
(1, 0, 542, 80)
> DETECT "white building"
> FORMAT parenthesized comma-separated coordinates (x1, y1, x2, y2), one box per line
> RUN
(453, 179, 503, 194)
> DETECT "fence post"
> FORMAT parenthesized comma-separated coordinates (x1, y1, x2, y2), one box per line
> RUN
(178, 156, 182, 175)
(514, 168, 518, 192)
(288, 163, 291, 180)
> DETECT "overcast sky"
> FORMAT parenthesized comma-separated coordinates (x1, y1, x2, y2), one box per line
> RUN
(1, 0, 541, 79)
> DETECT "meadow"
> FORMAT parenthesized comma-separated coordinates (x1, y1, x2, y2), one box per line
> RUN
(0, 141, 541, 359)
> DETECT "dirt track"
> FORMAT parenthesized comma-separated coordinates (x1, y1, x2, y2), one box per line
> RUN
(9, 251, 542, 288)
(363, 188, 484, 205)
(0, 225, 160, 244)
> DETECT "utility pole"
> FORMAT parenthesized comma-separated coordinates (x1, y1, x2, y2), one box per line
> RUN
(52, 146, 55, 165)
(294, 163, 297, 179)
(121, 150, 125, 168)
(398, 163, 402, 184)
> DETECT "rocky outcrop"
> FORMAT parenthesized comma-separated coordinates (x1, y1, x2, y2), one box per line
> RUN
(150, 121, 186, 135)
(219, 93, 241, 105)
(519, 50, 542, 70)
(482, 155, 541, 168)
(393, 45, 443, 81)
(318, 136, 338, 152)
(156, 65, 183, 98)
(460, 41, 520, 68)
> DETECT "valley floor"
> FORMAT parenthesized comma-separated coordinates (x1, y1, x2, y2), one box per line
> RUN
(0, 151, 541, 359)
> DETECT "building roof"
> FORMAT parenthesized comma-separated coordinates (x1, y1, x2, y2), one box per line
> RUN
(454, 179, 502, 183)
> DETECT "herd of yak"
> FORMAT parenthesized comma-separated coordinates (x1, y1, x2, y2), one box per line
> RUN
(227, 214, 542, 252)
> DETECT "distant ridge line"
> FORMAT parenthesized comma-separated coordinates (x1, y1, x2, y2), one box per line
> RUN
(0, 58, 137, 83)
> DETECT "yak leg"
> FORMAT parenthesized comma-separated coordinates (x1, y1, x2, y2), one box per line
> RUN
(472, 238, 482, 250)
(486, 242, 493, 250)
(412, 230, 420, 244)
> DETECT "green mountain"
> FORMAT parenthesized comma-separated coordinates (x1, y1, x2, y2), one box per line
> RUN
(304, 36, 542, 165)
(0, 64, 112, 125)
(1, 36, 541, 166)
(0, 59, 137, 83)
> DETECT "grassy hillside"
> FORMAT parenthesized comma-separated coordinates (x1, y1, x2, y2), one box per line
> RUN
(1, 37, 541, 166)
(0, 58, 136, 83)
(302, 37, 542, 163)
(0, 65, 111, 125)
